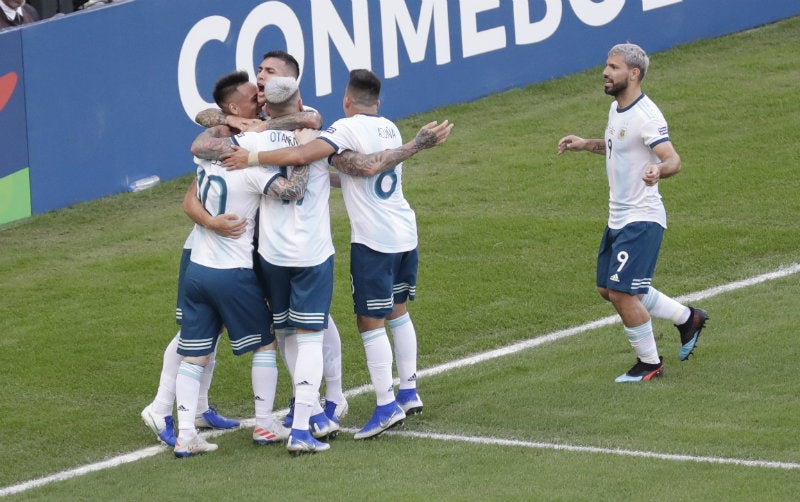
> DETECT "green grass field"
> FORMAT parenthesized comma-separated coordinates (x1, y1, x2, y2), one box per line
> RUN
(1, 17, 799, 501)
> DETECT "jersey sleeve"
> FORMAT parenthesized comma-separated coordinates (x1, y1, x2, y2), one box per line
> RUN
(642, 113, 670, 149)
(231, 131, 261, 151)
(318, 118, 358, 155)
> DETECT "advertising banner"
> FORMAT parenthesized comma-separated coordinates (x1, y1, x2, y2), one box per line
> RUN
(1, 0, 798, 219)
(0, 30, 31, 224)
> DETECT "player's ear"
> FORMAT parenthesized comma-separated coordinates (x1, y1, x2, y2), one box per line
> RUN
(297, 97, 304, 112)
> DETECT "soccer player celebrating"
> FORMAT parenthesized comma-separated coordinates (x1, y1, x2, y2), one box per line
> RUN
(557, 43, 709, 383)
(219, 69, 453, 438)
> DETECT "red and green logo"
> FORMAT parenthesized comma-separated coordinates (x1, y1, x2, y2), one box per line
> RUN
(0, 71, 18, 112)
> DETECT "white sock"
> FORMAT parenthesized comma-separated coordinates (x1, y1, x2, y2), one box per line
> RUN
(641, 287, 690, 325)
(175, 361, 203, 438)
(196, 348, 216, 415)
(323, 315, 345, 404)
(388, 313, 418, 391)
(150, 332, 180, 416)
(624, 320, 660, 364)
(252, 350, 278, 428)
(277, 328, 297, 379)
(361, 327, 395, 406)
(291, 331, 324, 430)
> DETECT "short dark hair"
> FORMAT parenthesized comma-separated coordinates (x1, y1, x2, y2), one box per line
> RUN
(212, 70, 250, 109)
(261, 50, 300, 78)
(347, 69, 381, 107)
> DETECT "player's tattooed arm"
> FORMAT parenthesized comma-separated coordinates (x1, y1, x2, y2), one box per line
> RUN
(190, 126, 237, 161)
(330, 119, 453, 177)
(331, 148, 411, 177)
(195, 108, 227, 128)
(589, 140, 606, 155)
(196, 108, 265, 133)
(265, 165, 310, 201)
(208, 110, 324, 133)
(557, 135, 605, 156)
(261, 110, 323, 132)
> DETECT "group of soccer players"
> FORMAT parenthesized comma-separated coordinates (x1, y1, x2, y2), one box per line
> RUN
(141, 50, 453, 457)
(141, 40, 711, 458)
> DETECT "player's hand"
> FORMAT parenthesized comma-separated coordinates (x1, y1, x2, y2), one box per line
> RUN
(642, 164, 661, 186)
(414, 120, 453, 150)
(208, 213, 247, 238)
(221, 145, 250, 170)
(295, 128, 320, 145)
(247, 119, 269, 133)
(557, 135, 586, 155)
(227, 116, 264, 133)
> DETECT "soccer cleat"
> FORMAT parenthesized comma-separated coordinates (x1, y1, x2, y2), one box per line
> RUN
(174, 434, 218, 458)
(396, 388, 424, 415)
(253, 422, 290, 445)
(323, 398, 349, 421)
(615, 357, 664, 383)
(282, 397, 295, 428)
(310, 411, 339, 440)
(140, 404, 176, 447)
(195, 405, 240, 429)
(286, 428, 330, 456)
(353, 401, 406, 440)
(676, 307, 709, 361)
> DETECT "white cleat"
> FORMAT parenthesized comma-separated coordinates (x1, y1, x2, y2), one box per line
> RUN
(174, 434, 218, 458)
(253, 422, 290, 444)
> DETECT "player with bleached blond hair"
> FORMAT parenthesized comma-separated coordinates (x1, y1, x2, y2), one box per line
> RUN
(558, 43, 708, 384)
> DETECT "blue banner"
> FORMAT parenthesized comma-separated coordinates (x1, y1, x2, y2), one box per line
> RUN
(1, 0, 798, 219)
(0, 29, 27, 179)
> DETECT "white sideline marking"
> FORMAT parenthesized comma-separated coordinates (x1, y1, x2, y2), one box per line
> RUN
(375, 429, 800, 471)
(1, 263, 799, 497)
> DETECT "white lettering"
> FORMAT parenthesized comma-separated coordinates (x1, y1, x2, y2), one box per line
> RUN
(311, 0, 372, 97)
(513, 0, 562, 45)
(238, 2, 306, 84)
(380, 0, 451, 79)
(568, 0, 625, 27)
(461, 0, 506, 58)
(178, 16, 231, 120)
(642, 0, 682, 11)
(177, 0, 686, 122)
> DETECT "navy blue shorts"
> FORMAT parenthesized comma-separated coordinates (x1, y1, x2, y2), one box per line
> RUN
(179, 262, 273, 356)
(175, 248, 191, 325)
(596, 221, 663, 295)
(350, 243, 417, 318)
(257, 254, 334, 331)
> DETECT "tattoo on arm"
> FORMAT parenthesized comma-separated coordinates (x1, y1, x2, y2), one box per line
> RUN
(266, 165, 310, 200)
(265, 111, 323, 131)
(191, 126, 236, 160)
(332, 149, 401, 177)
(332, 134, 430, 178)
(413, 127, 438, 151)
(591, 141, 606, 154)
(195, 108, 227, 128)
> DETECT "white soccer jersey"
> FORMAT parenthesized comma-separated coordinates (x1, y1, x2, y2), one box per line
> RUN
(234, 130, 335, 267)
(182, 227, 197, 250)
(319, 113, 418, 253)
(189, 157, 272, 269)
(604, 93, 669, 230)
